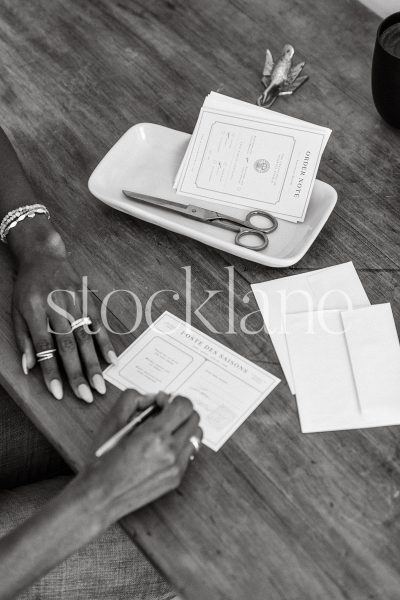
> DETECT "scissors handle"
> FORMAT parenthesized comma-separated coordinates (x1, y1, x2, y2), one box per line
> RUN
(242, 210, 278, 233)
(209, 209, 278, 233)
(234, 229, 269, 251)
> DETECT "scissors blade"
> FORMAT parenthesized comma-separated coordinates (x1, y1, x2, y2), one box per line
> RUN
(122, 190, 211, 220)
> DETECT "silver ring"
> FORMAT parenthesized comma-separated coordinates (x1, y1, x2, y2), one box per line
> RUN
(70, 317, 92, 332)
(189, 436, 201, 453)
(36, 349, 57, 363)
(36, 349, 56, 358)
(37, 354, 56, 363)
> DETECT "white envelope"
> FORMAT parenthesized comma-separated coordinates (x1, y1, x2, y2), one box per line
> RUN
(341, 304, 400, 418)
(252, 262, 370, 394)
(285, 304, 400, 433)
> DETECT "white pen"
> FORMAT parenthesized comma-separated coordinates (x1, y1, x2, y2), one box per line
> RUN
(95, 404, 158, 458)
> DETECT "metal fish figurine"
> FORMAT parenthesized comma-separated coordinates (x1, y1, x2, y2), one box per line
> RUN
(257, 44, 308, 108)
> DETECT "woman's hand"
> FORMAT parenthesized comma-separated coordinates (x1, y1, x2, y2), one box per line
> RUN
(0, 389, 202, 600)
(0, 127, 115, 402)
(86, 389, 203, 523)
(11, 224, 116, 402)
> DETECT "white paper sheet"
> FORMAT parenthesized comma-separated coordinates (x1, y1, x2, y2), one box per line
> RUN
(174, 93, 331, 223)
(285, 310, 361, 432)
(341, 304, 400, 418)
(252, 262, 370, 393)
(285, 305, 400, 433)
(103, 312, 280, 451)
(174, 93, 331, 189)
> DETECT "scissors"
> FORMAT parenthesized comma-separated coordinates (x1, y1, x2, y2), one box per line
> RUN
(122, 191, 278, 251)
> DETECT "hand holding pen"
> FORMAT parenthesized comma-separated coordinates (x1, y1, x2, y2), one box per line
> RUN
(83, 389, 203, 526)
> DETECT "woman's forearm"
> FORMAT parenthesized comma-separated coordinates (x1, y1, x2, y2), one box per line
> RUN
(0, 468, 111, 600)
(0, 127, 63, 263)
(0, 127, 37, 216)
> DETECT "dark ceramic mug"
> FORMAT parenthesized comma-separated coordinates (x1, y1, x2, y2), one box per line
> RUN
(372, 11, 400, 128)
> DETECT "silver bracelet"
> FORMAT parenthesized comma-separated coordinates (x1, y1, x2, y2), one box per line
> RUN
(0, 204, 50, 244)
(0, 204, 47, 236)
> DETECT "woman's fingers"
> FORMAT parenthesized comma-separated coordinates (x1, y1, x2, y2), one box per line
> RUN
(88, 298, 117, 365)
(152, 395, 195, 433)
(12, 308, 35, 372)
(170, 422, 203, 483)
(154, 391, 174, 408)
(72, 322, 105, 395)
(66, 295, 107, 395)
(109, 389, 156, 428)
(173, 413, 201, 451)
(93, 389, 155, 448)
(175, 424, 203, 474)
(49, 290, 107, 400)
(27, 313, 64, 400)
(50, 312, 94, 403)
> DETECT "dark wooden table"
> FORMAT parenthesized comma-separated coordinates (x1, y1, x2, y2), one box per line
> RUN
(1, 0, 400, 598)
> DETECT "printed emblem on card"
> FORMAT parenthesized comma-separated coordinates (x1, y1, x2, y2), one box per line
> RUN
(254, 159, 270, 173)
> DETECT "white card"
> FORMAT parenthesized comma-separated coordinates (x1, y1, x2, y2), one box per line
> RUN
(174, 93, 331, 222)
(341, 304, 400, 418)
(285, 310, 361, 432)
(285, 305, 400, 433)
(104, 312, 280, 451)
(252, 262, 370, 393)
(174, 93, 330, 191)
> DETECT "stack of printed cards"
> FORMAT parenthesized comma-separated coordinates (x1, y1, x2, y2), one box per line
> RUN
(174, 92, 331, 223)
(253, 263, 400, 433)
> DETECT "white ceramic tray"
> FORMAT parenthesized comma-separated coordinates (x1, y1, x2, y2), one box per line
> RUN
(88, 123, 337, 267)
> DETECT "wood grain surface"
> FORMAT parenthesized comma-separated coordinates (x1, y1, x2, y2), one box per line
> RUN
(1, 1, 400, 598)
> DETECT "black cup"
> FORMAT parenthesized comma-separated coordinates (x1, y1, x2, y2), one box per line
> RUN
(371, 11, 400, 128)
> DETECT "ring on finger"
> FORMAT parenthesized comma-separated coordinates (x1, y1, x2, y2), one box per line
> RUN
(36, 348, 57, 362)
(189, 435, 201, 453)
(70, 317, 92, 333)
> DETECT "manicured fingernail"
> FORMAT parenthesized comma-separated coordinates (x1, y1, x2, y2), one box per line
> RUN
(78, 383, 93, 404)
(108, 350, 118, 365)
(92, 374, 106, 395)
(22, 353, 28, 375)
(26, 353, 36, 369)
(50, 379, 63, 400)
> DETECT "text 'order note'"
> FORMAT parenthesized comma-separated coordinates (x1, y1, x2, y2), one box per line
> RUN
(174, 92, 331, 223)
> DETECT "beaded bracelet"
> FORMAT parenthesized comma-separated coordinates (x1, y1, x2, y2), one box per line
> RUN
(0, 204, 46, 236)
(0, 204, 50, 244)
